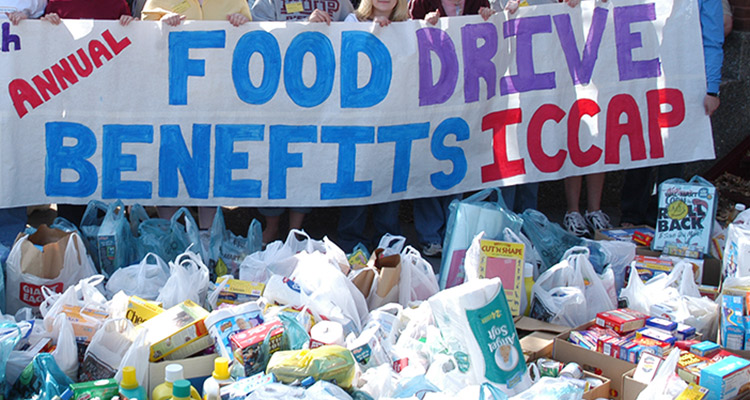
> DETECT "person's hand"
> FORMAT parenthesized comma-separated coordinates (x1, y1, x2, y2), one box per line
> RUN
(41, 12, 61, 25)
(161, 13, 185, 26)
(564, 0, 580, 6)
(505, 0, 519, 14)
(6, 10, 29, 25)
(119, 15, 138, 26)
(425, 9, 440, 25)
(308, 8, 331, 24)
(704, 94, 720, 116)
(227, 12, 249, 26)
(479, 6, 495, 20)
(373, 15, 391, 26)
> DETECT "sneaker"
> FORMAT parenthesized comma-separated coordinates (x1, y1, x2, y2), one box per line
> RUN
(422, 243, 442, 257)
(563, 211, 589, 237)
(585, 210, 612, 231)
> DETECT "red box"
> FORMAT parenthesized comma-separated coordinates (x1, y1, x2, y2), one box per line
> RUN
(595, 309, 649, 334)
(230, 320, 284, 375)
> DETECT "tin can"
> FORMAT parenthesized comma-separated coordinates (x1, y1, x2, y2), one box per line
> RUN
(536, 358, 564, 378)
(560, 362, 584, 379)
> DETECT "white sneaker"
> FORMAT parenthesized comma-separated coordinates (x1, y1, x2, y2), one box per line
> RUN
(563, 211, 589, 237)
(422, 243, 442, 257)
(585, 210, 612, 231)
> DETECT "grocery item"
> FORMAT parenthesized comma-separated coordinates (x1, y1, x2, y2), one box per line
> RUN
(137, 300, 212, 362)
(205, 301, 264, 361)
(202, 357, 234, 400)
(70, 378, 119, 400)
(152, 364, 201, 400)
(119, 366, 147, 400)
(171, 380, 191, 400)
(230, 319, 284, 376)
(266, 345, 356, 389)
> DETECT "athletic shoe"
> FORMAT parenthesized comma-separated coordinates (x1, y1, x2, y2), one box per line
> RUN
(422, 243, 442, 257)
(563, 211, 589, 237)
(585, 209, 612, 231)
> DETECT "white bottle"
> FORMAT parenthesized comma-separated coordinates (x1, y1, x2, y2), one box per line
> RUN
(202, 357, 234, 400)
(730, 203, 746, 223)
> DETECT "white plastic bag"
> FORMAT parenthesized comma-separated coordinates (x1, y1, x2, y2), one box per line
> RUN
(115, 328, 149, 393)
(105, 253, 170, 300)
(239, 230, 324, 282)
(156, 248, 210, 309)
(636, 348, 686, 400)
(51, 314, 78, 380)
(5, 231, 97, 314)
(40, 275, 108, 336)
(400, 246, 439, 303)
(80, 319, 135, 381)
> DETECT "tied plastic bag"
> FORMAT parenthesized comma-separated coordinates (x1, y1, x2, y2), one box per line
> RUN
(208, 207, 262, 279)
(5, 228, 97, 315)
(80, 200, 109, 269)
(105, 253, 170, 300)
(529, 247, 615, 327)
(239, 230, 325, 282)
(636, 348, 686, 400)
(138, 207, 203, 264)
(51, 314, 78, 380)
(97, 200, 138, 276)
(156, 248, 210, 309)
(400, 246, 439, 303)
(9, 353, 73, 400)
(128, 204, 150, 237)
(441, 188, 523, 290)
(266, 345, 356, 389)
(115, 328, 149, 394)
(39, 275, 108, 335)
(0, 322, 21, 396)
(79, 319, 135, 382)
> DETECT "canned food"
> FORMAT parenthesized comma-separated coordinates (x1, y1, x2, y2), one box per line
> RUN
(560, 362, 584, 379)
(536, 358, 564, 378)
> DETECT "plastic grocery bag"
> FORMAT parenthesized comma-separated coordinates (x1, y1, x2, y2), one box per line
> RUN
(50, 314, 78, 380)
(635, 348, 686, 400)
(128, 204, 150, 237)
(115, 328, 149, 394)
(400, 246, 439, 303)
(521, 210, 583, 274)
(266, 345, 356, 389)
(441, 189, 523, 290)
(80, 200, 109, 270)
(105, 253, 170, 300)
(79, 319, 135, 382)
(529, 247, 615, 327)
(722, 210, 750, 278)
(97, 200, 138, 276)
(138, 207, 203, 263)
(208, 207, 262, 279)
(40, 275, 108, 335)
(156, 249, 210, 309)
(5, 229, 97, 315)
(0, 322, 21, 397)
(9, 353, 73, 400)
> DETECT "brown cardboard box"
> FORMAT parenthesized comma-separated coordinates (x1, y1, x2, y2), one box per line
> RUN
(148, 353, 216, 394)
(620, 369, 647, 400)
(554, 321, 637, 400)
(583, 371, 611, 400)
(516, 316, 571, 362)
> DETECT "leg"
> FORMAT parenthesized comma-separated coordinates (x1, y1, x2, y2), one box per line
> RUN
(585, 172, 606, 212)
(337, 206, 370, 253)
(197, 206, 216, 230)
(258, 207, 284, 244)
(620, 167, 652, 226)
(564, 176, 583, 213)
(288, 209, 307, 230)
(372, 201, 402, 241)
(513, 183, 538, 213)
(157, 206, 179, 220)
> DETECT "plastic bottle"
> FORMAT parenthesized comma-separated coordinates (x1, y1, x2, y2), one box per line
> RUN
(153, 364, 201, 400)
(120, 366, 148, 400)
(523, 263, 534, 316)
(171, 380, 192, 400)
(202, 357, 234, 400)
(730, 203, 746, 223)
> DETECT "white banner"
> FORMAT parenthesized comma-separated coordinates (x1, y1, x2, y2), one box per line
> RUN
(0, 0, 712, 207)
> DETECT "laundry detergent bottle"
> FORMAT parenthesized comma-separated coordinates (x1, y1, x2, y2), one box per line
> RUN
(119, 366, 148, 400)
(171, 380, 192, 400)
(202, 357, 234, 400)
(152, 364, 201, 400)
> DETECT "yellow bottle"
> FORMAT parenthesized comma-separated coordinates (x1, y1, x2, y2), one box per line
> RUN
(152, 364, 201, 400)
(523, 263, 534, 316)
(170, 380, 191, 400)
(202, 357, 234, 400)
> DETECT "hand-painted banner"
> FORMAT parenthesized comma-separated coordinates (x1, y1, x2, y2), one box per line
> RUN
(0, 0, 712, 207)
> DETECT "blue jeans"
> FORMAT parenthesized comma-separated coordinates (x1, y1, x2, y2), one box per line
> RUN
(0, 207, 27, 249)
(337, 202, 401, 253)
(500, 183, 539, 214)
(413, 194, 461, 246)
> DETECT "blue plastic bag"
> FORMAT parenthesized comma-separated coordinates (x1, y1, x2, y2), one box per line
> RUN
(208, 207, 262, 279)
(138, 207, 202, 263)
(9, 353, 73, 400)
(439, 188, 523, 290)
(521, 210, 606, 274)
(97, 200, 138, 276)
(0, 322, 21, 397)
(128, 204, 150, 237)
(80, 200, 109, 270)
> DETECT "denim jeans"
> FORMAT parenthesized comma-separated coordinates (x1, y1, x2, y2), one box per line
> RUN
(413, 194, 461, 246)
(0, 207, 27, 248)
(337, 201, 401, 252)
(500, 183, 539, 214)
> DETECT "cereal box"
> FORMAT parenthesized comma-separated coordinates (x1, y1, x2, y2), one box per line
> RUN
(653, 176, 717, 254)
(230, 320, 284, 376)
(125, 296, 164, 326)
(137, 300, 212, 362)
(215, 277, 265, 306)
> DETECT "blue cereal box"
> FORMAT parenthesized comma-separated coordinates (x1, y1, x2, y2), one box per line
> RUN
(646, 317, 678, 334)
(652, 176, 717, 254)
(721, 295, 745, 350)
(700, 356, 750, 400)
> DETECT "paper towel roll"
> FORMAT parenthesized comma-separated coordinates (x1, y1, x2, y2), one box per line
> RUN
(309, 321, 345, 348)
(263, 274, 302, 306)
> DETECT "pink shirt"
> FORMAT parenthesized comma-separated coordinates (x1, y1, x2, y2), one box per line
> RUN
(440, 0, 465, 15)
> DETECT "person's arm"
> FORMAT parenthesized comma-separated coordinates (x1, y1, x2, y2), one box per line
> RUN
(700, 0, 724, 115)
(250, 0, 277, 21)
(140, 0, 173, 21)
(26, 0, 47, 18)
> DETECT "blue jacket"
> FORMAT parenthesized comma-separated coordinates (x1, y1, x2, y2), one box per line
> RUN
(700, 0, 724, 93)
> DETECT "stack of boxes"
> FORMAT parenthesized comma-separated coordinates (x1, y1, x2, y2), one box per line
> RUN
(720, 293, 750, 351)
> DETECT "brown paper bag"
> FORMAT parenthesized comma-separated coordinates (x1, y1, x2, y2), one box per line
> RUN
(19, 225, 73, 279)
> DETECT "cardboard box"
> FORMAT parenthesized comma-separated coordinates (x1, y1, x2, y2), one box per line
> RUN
(700, 356, 750, 400)
(215, 277, 265, 306)
(582, 371, 611, 400)
(554, 321, 636, 399)
(148, 353, 216, 395)
(137, 300, 212, 362)
(652, 177, 717, 255)
(621, 369, 648, 400)
(595, 226, 655, 245)
(61, 305, 109, 344)
(125, 296, 164, 326)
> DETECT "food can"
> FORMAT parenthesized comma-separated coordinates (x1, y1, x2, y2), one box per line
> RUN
(560, 362, 584, 379)
(536, 358, 564, 378)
